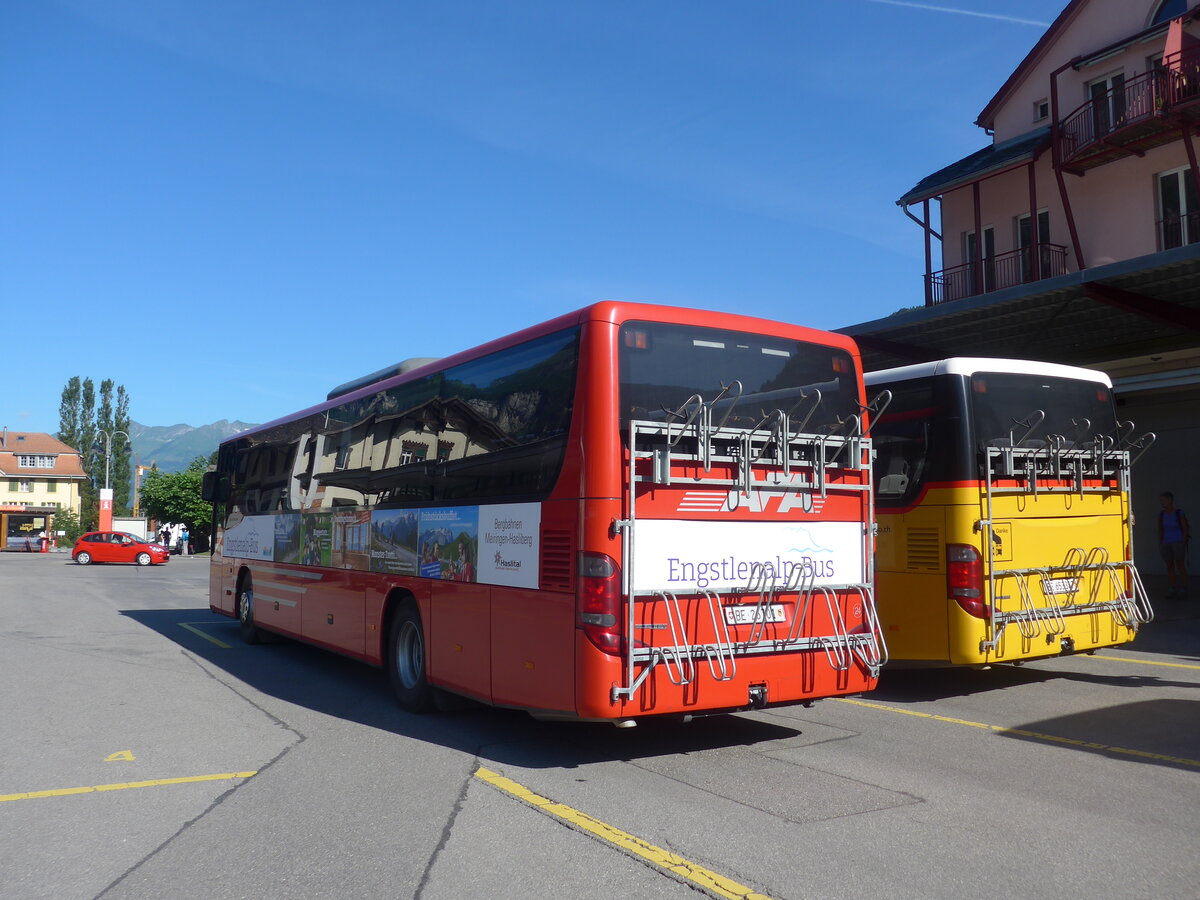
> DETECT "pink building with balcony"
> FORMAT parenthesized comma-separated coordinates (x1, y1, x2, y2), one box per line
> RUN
(904, 0, 1200, 302)
(843, 0, 1200, 575)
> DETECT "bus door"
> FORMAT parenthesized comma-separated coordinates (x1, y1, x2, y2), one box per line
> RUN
(868, 378, 950, 662)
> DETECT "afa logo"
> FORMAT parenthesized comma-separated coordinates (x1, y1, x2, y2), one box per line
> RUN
(676, 489, 826, 515)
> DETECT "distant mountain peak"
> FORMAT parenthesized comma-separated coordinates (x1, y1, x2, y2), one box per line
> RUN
(129, 419, 258, 473)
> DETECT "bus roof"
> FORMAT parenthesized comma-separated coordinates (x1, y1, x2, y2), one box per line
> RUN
(864, 357, 1112, 389)
(227, 300, 863, 447)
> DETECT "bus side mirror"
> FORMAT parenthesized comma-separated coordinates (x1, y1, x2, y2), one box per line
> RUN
(202, 472, 230, 502)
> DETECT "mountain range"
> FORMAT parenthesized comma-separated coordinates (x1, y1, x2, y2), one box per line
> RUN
(129, 420, 257, 473)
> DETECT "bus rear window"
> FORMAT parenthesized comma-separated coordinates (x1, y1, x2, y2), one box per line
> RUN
(970, 373, 1117, 450)
(619, 321, 859, 432)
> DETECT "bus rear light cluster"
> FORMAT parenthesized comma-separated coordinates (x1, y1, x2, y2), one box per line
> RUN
(947, 543, 990, 618)
(578, 551, 622, 655)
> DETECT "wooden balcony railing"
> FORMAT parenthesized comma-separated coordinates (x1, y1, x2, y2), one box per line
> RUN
(929, 243, 1068, 304)
(1059, 47, 1200, 170)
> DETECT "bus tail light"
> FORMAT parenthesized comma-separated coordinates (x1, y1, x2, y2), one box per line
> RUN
(947, 544, 990, 618)
(578, 552, 622, 655)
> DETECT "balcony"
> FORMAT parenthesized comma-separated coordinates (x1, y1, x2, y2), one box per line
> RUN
(1158, 211, 1200, 250)
(929, 243, 1069, 304)
(1058, 48, 1200, 172)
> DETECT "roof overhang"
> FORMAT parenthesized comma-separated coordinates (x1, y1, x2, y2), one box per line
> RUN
(898, 129, 1050, 207)
(839, 243, 1200, 374)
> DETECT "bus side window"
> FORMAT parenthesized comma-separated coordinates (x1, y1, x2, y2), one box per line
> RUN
(435, 328, 579, 502)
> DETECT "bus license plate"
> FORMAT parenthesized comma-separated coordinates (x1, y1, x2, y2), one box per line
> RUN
(724, 604, 785, 626)
(1042, 577, 1080, 596)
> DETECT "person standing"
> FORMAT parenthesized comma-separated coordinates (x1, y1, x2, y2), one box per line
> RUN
(1158, 492, 1190, 599)
(180, 526, 190, 557)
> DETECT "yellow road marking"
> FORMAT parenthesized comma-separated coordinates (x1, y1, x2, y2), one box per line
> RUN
(1090, 654, 1200, 671)
(179, 622, 232, 648)
(834, 697, 1200, 768)
(475, 767, 771, 900)
(0, 771, 256, 803)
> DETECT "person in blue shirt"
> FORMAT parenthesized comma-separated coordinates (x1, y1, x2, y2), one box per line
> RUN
(1158, 492, 1190, 599)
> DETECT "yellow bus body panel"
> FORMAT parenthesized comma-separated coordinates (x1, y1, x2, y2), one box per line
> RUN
(877, 485, 1140, 666)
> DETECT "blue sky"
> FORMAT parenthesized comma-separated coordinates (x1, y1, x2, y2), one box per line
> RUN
(3, 0, 1063, 437)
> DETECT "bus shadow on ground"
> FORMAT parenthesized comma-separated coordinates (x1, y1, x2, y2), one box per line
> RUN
(1120, 611, 1200, 662)
(875, 663, 1199, 702)
(121, 607, 805, 768)
(871, 670, 1199, 773)
(1002, 698, 1200, 773)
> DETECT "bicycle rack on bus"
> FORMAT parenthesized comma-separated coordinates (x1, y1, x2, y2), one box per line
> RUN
(610, 387, 888, 704)
(978, 414, 1156, 654)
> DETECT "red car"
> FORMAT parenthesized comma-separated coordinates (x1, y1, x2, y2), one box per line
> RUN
(72, 531, 171, 566)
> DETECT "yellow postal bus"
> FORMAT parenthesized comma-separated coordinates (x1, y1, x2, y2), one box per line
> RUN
(865, 358, 1154, 666)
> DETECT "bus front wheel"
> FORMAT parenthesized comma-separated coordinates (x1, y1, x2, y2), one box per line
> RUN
(388, 604, 435, 713)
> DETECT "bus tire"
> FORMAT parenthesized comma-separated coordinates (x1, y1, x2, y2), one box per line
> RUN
(237, 575, 263, 645)
(388, 603, 435, 713)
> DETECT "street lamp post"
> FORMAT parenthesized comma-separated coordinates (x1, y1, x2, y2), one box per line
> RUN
(95, 429, 130, 532)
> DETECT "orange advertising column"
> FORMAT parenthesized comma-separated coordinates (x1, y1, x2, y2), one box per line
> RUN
(99, 488, 114, 532)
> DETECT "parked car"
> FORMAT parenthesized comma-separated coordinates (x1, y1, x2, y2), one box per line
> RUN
(72, 531, 171, 566)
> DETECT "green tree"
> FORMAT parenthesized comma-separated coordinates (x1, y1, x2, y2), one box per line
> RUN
(112, 384, 133, 514)
(138, 456, 213, 548)
(79, 378, 97, 530)
(57, 376, 82, 450)
(57, 376, 135, 528)
(50, 505, 85, 545)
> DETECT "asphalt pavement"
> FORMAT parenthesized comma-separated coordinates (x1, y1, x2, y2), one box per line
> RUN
(2, 550, 1197, 900)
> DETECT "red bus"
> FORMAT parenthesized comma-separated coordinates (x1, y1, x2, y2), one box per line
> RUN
(203, 302, 885, 724)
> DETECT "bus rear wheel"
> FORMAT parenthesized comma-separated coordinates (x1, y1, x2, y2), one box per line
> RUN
(388, 604, 435, 713)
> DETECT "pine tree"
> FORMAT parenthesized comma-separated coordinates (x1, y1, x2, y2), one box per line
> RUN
(56, 376, 134, 528)
(78, 378, 97, 530)
(95, 379, 115, 490)
(113, 385, 133, 514)
(58, 376, 82, 449)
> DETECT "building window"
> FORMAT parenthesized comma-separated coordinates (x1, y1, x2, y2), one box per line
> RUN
(46, 480, 57, 493)
(963, 226, 996, 294)
(1088, 72, 1127, 138)
(1151, 0, 1187, 27)
(1016, 210, 1051, 280)
(7, 480, 16, 492)
(18, 480, 32, 493)
(1033, 98, 1049, 122)
(1158, 166, 1199, 249)
(334, 440, 351, 471)
(17, 455, 54, 468)
(399, 441, 428, 466)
